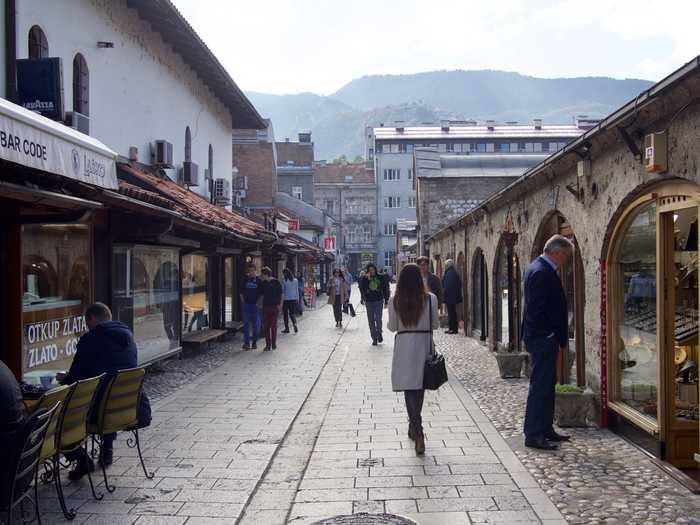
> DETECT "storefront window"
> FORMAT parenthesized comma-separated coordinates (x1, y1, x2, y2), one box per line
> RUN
(112, 245, 180, 365)
(616, 202, 658, 419)
(224, 257, 237, 324)
(22, 224, 91, 385)
(496, 247, 509, 346)
(182, 254, 209, 332)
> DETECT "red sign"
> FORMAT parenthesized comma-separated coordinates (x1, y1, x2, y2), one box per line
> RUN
(324, 237, 336, 251)
(288, 219, 300, 231)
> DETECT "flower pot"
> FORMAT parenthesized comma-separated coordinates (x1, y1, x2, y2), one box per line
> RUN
(554, 390, 593, 427)
(495, 352, 527, 379)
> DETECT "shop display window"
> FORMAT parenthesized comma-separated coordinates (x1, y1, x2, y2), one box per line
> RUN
(182, 254, 209, 332)
(21, 224, 91, 385)
(112, 245, 180, 364)
(616, 202, 658, 420)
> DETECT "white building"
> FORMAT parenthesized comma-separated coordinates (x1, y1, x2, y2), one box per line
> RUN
(367, 119, 595, 274)
(1, 0, 264, 204)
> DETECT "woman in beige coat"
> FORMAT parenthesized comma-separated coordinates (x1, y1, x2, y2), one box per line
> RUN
(327, 268, 349, 327)
(388, 263, 439, 454)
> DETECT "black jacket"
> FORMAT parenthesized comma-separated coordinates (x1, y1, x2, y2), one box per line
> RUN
(442, 266, 463, 305)
(261, 278, 283, 306)
(425, 273, 443, 307)
(359, 274, 390, 304)
(63, 321, 138, 417)
(521, 256, 568, 346)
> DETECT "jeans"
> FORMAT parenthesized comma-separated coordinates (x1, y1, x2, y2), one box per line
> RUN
(333, 297, 342, 323)
(242, 303, 259, 346)
(282, 300, 297, 330)
(262, 305, 280, 347)
(446, 303, 458, 332)
(404, 390, 425, 435)
(365, 300, 383, 342)
(523, 336, 558, 440)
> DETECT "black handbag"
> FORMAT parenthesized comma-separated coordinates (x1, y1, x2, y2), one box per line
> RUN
(423, 296, 448, 390)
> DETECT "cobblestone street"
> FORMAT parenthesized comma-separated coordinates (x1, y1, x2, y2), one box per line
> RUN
(33, 297, 699, 524)
(436, 332, 700, 525)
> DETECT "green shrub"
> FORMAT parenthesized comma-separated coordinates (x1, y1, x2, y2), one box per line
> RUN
(555, 384, 583, 393)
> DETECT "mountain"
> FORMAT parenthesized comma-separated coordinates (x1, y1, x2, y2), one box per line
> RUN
(247, 70, 654, 160)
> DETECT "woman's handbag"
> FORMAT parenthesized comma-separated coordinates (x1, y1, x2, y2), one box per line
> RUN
(423, 296, 448, 390)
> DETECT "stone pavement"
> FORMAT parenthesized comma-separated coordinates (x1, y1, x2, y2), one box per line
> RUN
(34, 296, 698, 525)
(437, 331, 700, 525)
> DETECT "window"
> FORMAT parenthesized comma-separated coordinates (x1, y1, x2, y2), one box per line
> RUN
(407, 168, 413, 180)
(390, 144, 399, 153)
(398, 143, 407, 153)
(406, 144, 414, 153)
(500, 143, 509, 153)
(463, 144, 471, 152)
(185, 127, 192, 162)
(438, 143, 447, 153)
(524, 143, 534, 153)
(292, 185, 303, 200)
(534, 142, 543, 153)
(72, 53, 89, 116)
(454, 143, 462, 153)
(384, 196, 401, 208)
(408, 196, 416, 208)
(384, 251, 396, 269)
(22, 224, 91, 383)
(486, 143, 495, 153)
(325, 199, 336, 215)
(446, 143, 454, 152)
(549, 142, 559, 152)
(28, 26, 48, 59)
(384, 223, 397, 235)
(477, 143, 486, 153)
(383, 168, 400, 181)
(112, 245, 180, 364)
(182, 254, 209, 332)
(510, 143, 519, 152)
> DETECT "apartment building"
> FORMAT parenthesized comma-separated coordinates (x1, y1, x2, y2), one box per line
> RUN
(368, 118, 595, 272)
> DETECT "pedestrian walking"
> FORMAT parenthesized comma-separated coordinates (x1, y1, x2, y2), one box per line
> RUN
(327, 268, 349, 327)
(442, 259, 463, 334)
(260, 266, 283, 351)
(281, 268, 299, 334)
(522, 234, 574, 450)
(388, 263, 439, 455)
(240, 264, 262, 350)
(416, 256, 443, 309)
(343, 267, 356, 317)
(359, 263, 390, 345)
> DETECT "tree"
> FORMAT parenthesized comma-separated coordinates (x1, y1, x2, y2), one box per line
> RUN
(353, 155, 364, 163)
(330, 155, 348, 165)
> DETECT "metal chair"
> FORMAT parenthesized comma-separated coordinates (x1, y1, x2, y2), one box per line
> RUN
(88, 367, 153, 493)
(1, 403, 61, 525)
(53, 375, 104, 520)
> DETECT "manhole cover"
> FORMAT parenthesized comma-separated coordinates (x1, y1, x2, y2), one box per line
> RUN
(311, 513, 417, 525)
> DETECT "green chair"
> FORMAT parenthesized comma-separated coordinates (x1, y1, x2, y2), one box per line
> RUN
(88, 367, 153, 493)
(33, 384, 74, 478)
(53, 375, 104, 520)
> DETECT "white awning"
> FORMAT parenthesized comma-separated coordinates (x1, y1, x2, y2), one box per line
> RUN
(0, 97, 118, 190)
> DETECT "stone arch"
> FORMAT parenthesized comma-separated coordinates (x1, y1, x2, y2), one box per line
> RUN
(493, 235, 521, 352)
(471, 248, 488, 341)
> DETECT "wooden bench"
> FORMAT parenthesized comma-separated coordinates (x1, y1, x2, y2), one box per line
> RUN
(181, 328, 227, 348)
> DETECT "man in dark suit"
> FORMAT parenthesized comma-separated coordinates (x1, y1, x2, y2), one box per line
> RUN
(417, 256, 443, 309)
(522, 235, 573, 450)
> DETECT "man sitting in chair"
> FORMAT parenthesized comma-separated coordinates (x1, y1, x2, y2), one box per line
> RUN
(61, 302, 137, 479)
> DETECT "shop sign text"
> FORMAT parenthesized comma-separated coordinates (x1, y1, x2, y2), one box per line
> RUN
(24, 315, 87, 369)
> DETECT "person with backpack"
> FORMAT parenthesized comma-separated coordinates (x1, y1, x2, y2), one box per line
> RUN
(359, 263, 390, 346)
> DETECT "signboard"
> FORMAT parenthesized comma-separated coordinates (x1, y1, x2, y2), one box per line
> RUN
(17, 58, 64, 121)
(276, 217, 289, 234)
(288, 219, 300, 231)
(0, 97, 118, 190)
(324, 236, 336, 251)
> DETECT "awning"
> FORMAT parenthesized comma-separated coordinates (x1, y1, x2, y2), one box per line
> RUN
(0, 98, 118, 190)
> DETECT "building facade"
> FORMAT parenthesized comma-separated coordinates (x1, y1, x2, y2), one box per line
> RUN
(370, 119, 593, 274)
(232, 121, 277, 211)
(314, 163, 377, 275)
(2, 0, 262, 205)
(426, 57, 700, 483)
(276, 133, 315, 205)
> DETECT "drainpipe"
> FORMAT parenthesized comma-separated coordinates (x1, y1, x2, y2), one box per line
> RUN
(5, 0, 17, 102)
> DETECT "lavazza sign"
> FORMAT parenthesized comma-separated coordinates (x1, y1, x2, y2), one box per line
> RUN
(0, 100, 117, 190)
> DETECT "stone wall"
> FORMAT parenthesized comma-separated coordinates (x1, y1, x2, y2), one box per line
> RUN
(427, 73, 700, 398)
(232, 142, 276, 208)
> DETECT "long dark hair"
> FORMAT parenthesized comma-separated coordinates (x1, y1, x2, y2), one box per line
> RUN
(393, 263, 426, 327)
(283, 268, 293, 281)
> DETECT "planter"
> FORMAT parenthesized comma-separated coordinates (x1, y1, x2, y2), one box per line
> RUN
(495, 352, 527, 379)
(554, 390, 594, 427)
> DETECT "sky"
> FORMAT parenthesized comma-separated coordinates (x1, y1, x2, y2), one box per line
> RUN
(172, 0, 700, 96)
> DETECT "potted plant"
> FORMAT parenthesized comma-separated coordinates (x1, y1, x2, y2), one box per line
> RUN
(494, 343, 528, 379)
(554, 384, 593, 427)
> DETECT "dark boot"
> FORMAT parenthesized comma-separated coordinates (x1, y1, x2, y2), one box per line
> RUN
(414, 432, 425, 455)
(68, 452, 95, 480)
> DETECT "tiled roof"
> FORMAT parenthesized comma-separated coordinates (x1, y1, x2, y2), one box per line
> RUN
(118, 163, 265, 239)
(314, 164, 375, 184)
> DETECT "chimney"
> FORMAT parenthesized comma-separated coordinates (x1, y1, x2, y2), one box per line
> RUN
(440, 120, 450, 132)
(285, 137, 290, 142)
(128, 146, 138, 161)
(486, 120, 495, 131)
(533, 118, 542, 130)
(298, 132, 312, 143)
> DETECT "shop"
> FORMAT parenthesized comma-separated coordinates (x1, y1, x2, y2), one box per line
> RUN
(606, 182, 699, 473)
(0, 97, 117, 383)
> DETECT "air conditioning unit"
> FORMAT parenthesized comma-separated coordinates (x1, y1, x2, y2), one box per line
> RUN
(234, 175, 248, 190)
(213, 178, 231, 206)
(180, 161, 199, 187)
(234, 189, 246, 199)
(65, 111, 90, 135)
(152, 140, 174, 168)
